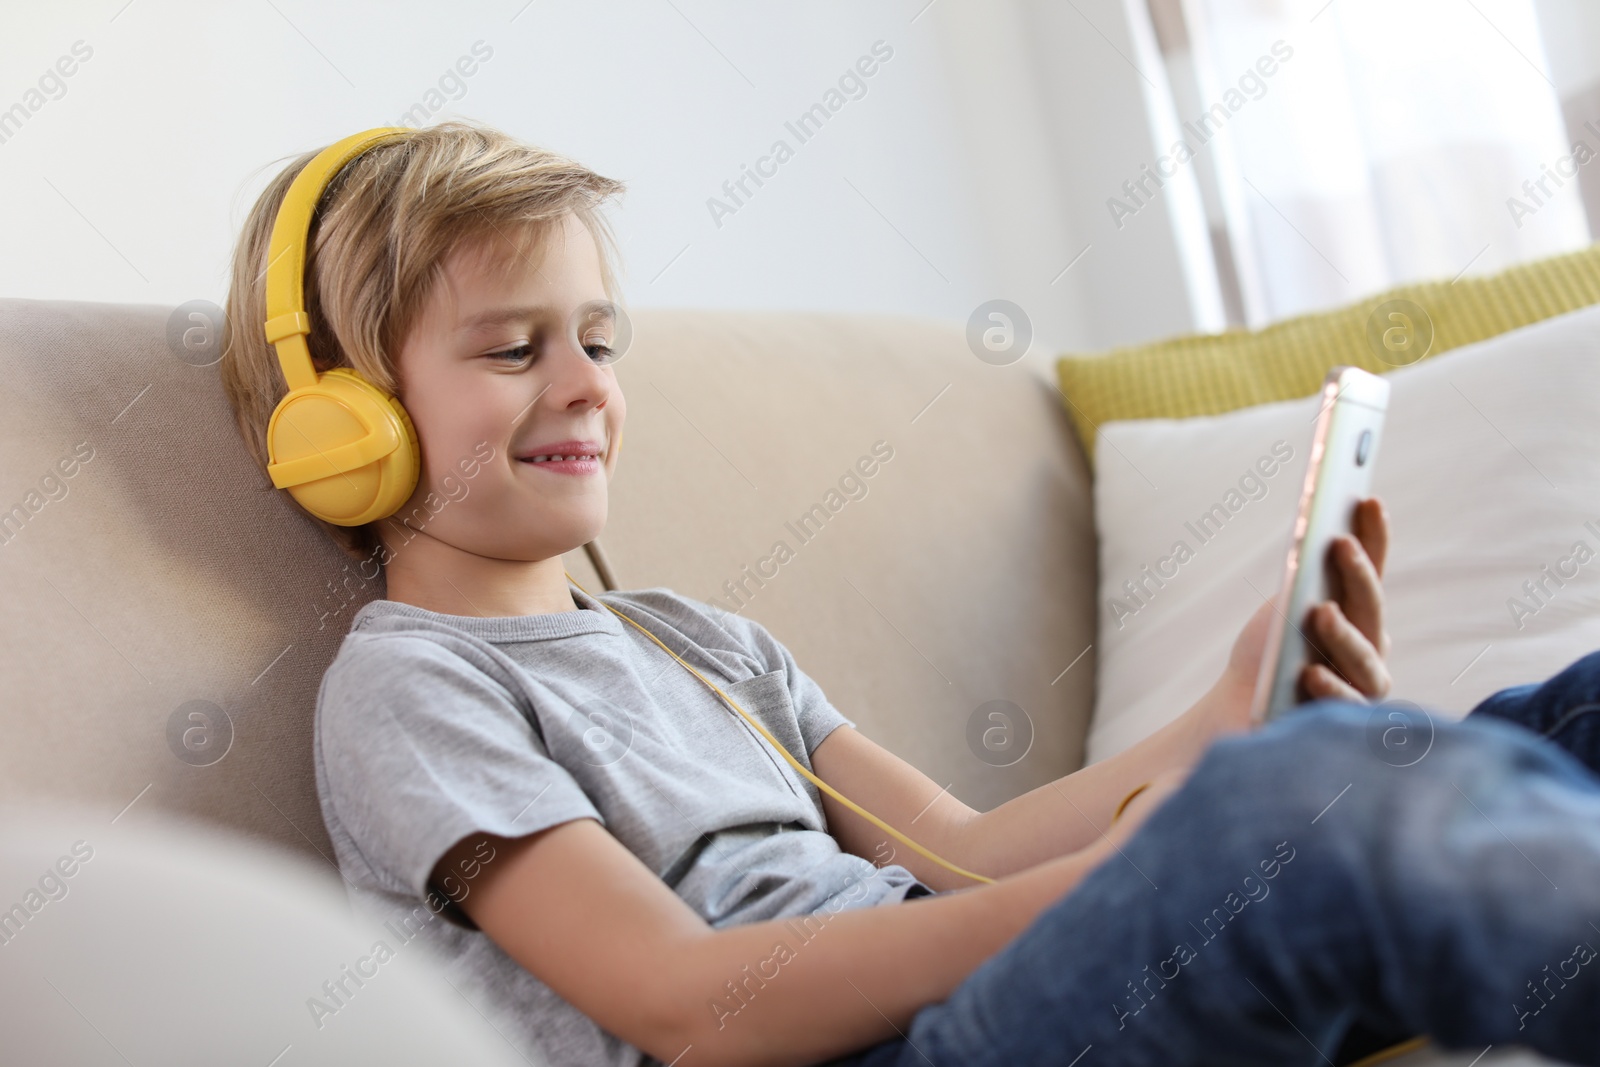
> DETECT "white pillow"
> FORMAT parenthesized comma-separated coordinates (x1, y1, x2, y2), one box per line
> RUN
(1087, 303, 1600, 762)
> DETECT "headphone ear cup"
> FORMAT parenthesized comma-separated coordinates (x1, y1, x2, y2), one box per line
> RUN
(265, 368, 420, 526)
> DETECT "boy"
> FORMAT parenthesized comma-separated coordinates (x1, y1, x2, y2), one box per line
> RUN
(221, 121, 1600, 1067)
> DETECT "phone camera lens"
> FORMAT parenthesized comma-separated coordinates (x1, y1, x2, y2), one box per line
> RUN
(1356, 428, 1372, 466)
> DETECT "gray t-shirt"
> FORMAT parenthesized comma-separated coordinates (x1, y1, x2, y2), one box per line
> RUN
(311, 582, 931, 1067)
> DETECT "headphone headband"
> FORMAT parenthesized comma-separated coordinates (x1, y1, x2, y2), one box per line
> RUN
(263, 127, 411, 393)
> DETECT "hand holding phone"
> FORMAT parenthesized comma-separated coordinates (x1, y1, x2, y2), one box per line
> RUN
(1284, 499, 1392, 707)
(1251, 367, 1394, 722)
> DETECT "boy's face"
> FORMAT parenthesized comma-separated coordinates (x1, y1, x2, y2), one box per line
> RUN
(385, 211, 625, 564)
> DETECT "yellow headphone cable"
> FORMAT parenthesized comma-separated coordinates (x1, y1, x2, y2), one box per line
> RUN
(564, 571, 997, 887)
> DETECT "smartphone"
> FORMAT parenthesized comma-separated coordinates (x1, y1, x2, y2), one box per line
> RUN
(1250, 366, 1390, 722)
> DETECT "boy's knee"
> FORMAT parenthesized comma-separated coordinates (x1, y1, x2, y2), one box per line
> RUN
(1214, 699, 1568, 823)
(1190, 701, 1433, 832)
(1244, 698, 1459, 773)
(1163, 703, 1372, 835)
(1155, 700, 1593, 915)
(1217, 700, 1382, 778)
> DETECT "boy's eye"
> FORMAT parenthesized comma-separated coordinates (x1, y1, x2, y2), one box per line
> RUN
(487, 342, 533, 365)
(485, 340, 617, 365)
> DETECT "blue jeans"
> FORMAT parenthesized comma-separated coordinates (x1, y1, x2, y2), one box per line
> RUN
(820, 651, 1600, 1067)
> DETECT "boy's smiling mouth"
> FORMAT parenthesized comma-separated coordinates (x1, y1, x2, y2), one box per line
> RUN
(515, 438, 606, 474)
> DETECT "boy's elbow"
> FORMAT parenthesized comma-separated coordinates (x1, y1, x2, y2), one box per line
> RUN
(588, 976, 692, 1066)
(634, 950, 754, 1067)
(635, 1013, 720, 1067)
(642, 1023, 749, 1067)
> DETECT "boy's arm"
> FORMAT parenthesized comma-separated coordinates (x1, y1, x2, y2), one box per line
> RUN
(438, 786, 1175, 1067)
(817, 504, 1392, 883)
(811, 671, 1249, 885)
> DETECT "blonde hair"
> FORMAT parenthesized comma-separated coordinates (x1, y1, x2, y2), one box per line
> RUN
(220, 119, 626, 564)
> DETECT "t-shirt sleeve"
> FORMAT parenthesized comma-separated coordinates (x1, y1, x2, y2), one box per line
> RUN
(317, 633, 605, 927)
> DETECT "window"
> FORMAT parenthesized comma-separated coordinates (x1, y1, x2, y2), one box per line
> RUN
(1143, 0, 1593, 325)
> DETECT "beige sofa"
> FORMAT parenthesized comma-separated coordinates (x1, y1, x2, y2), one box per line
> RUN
(1, 297, 1513, 1066)
(0, 297, 1094, 868)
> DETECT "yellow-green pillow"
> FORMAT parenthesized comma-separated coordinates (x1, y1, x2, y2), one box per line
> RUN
(1055, 243, 1600, 462)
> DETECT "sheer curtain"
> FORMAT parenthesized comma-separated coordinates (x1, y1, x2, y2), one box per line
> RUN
(1147, 0, 1593, 326)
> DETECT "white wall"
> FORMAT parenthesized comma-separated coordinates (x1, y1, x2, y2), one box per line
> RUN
(0, 0, 1200, 353)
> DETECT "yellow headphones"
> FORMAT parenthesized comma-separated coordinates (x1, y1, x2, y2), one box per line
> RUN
(264, 127, 991, 887)
(263, 127, 421, 526)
